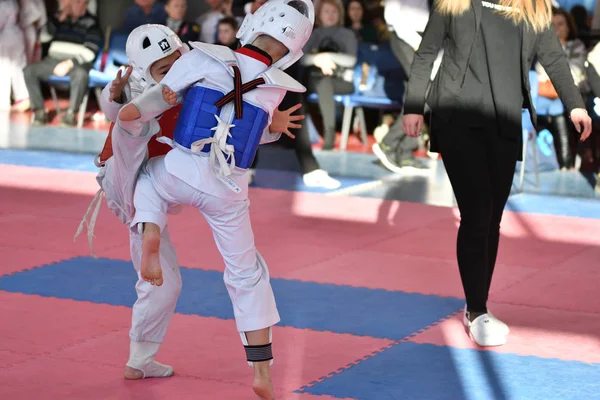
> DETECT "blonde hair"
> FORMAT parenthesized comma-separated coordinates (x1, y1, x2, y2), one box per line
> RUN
(435, 0, 553, 32)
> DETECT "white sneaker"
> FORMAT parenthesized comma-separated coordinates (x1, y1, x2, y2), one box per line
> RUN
(373, 123, 390, 144)
(463, 305, 510, 335)
(467, 313, 508, 347)
(248, 168, 256, 185)
(302, 169, 341, 189)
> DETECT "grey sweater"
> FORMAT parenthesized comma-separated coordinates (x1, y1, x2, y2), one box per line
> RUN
(303, 26, 358, 57)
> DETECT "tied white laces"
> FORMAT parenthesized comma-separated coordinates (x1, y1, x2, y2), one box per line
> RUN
(74, 188, 105, 257)
(190, 114, 237, 177)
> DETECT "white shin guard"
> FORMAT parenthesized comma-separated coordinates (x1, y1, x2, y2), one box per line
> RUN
(240, 328, 273, 367)
(126, 340, 174, 378)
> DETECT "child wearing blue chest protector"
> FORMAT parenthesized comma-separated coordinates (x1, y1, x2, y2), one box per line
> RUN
(118, 1, 315, 398)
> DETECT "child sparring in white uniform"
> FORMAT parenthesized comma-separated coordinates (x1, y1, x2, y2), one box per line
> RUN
(117, 0, 315, 397)
(80, 24, 303, 382)
(78, 25, 190, 380)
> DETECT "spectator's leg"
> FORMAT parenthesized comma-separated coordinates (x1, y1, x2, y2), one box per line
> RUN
(381, 110, 404, 151)
(63, 65, 90, 126)
(279, 65, 341, 189)
(375, 34, 423, 169)
(375, 110, 427, 171)
(549, 114, 573, 169)
(279, 90, 320, 174)
(314, 77, 354, 150)
(313, 76, 337, 150)
(396, 131, 420, 164)
(23, 57, 59, 123)
(282, 64, 321, 173)
(390, 34, 415, 78)
(11, 63, 30, 104)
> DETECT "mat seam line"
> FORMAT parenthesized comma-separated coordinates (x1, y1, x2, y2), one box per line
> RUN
(293, 309, 463, 394)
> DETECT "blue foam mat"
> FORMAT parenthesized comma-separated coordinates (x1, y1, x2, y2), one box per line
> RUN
(300, 342, 600, 400)
(0, 257, 463, 339)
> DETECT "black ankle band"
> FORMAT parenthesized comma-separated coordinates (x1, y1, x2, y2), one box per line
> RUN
(244, 343, 273, 362)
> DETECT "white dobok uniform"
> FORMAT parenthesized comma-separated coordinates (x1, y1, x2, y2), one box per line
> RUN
(129, 42, 306, 334)
(93, 83, 182, 345)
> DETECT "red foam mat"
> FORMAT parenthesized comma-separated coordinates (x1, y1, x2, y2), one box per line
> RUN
(0, 292, 391, 399)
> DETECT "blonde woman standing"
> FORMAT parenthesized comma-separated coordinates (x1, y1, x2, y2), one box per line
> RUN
(402, 0, 592, 347)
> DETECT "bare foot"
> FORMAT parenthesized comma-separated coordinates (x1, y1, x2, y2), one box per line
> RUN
(252, 361, 274, 400)
(141, 223, 163, 286)
(119, 103, 141, 121)
(124, 365, 144, 380)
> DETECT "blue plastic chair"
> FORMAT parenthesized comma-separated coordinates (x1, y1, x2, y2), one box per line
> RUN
(47, 48, 121, 128)
(306, 43, 405, 150)
(108, 31, 129, 66)
(307, 62, 371, 149)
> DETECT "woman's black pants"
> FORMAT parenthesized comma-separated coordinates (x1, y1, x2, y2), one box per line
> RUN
(438, 125, 519, 313)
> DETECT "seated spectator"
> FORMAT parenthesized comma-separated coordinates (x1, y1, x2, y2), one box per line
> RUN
(122, 0, 167, 33)
(196, 0, 234, 44)
(344, 0, 377, 43)
(536, 7, 588, 170)
(301, 0, 357, 150)
(216, 17, 238, 50)
(165, 0, 199, 45)
(23, 0, 102, 126)
(0, 0, 29, 112)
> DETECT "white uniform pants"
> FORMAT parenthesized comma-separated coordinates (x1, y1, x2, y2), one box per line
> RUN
(97, 114, 182, 344)
(132, 156, 280, 333)
(129, 227, 182, 343)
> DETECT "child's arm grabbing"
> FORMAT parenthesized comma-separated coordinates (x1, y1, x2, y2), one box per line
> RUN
(120, 49, 207, 123)
(100, 66, 133, 122)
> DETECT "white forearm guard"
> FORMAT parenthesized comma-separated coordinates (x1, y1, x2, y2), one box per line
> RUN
(129, 84, 173, 123)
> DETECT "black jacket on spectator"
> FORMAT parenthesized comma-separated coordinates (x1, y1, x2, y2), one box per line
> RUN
(46, 11, 103, 67)
(404, 1, 585, 153)
(169, 20, 200, 46)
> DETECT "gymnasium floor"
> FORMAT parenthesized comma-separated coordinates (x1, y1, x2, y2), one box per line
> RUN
(1, 112, 599, 400)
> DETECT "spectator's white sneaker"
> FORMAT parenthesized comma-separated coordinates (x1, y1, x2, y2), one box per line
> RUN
(462, 305, 509, 335)
(466, 313, 508, 347)
(303, 169, 341, 189)
(373, 123, 390, 144)
(248, 169, 256, 185)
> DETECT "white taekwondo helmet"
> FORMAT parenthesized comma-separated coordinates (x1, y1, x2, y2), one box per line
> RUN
(236, 0, 315, 70)
(126, 24, 189, 89)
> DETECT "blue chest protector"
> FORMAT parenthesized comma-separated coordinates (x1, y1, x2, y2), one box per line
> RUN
(172, 85, 269, 169)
